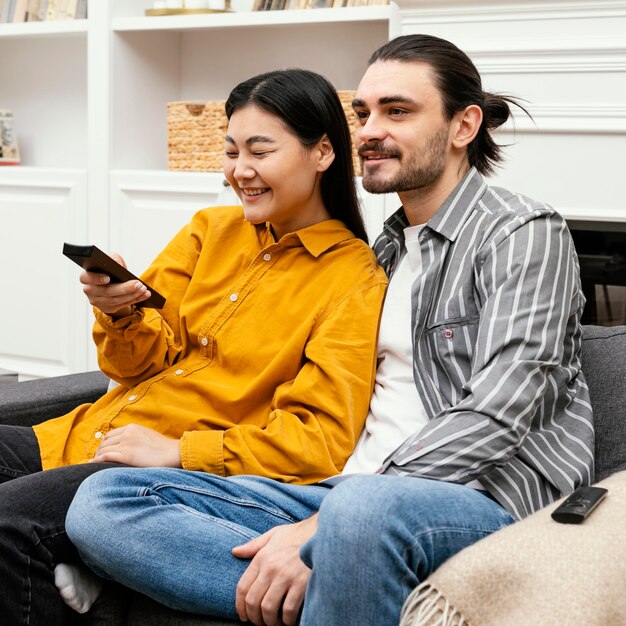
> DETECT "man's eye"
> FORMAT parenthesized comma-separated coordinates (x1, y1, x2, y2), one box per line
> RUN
(389, 108, 407, 116)
(253, 152, 268, 157)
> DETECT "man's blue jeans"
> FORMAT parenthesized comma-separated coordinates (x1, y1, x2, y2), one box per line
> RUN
(66, 469, 514, 624)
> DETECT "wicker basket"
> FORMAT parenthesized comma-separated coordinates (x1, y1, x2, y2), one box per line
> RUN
(167, 101, 228, 172)
(336, 90, 361, 176)
(167, 92, 360, 174)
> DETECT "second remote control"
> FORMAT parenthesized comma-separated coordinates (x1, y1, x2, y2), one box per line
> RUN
(551, 486, 608, 524)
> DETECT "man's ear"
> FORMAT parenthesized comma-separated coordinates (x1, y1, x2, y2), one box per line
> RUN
(316, 134, 336, 172)
(451, 104, 483, 149)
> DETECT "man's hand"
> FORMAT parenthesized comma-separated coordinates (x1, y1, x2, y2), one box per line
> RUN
(80, 252, 150, 318)
(233, 514, 319, 626)
(90, 424, 181, 467)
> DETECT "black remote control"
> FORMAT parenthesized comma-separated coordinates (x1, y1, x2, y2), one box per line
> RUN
(551, 486, 608, 524)
(63, 243, 166, 309)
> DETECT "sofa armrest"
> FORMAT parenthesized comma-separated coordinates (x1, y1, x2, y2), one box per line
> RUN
(0, 371, 109, 428)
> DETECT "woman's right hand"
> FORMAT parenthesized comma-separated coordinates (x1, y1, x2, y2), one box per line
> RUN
(80, 253, 151, 318)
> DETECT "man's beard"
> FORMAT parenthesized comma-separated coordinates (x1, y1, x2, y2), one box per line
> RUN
(360, 125, 449, 195)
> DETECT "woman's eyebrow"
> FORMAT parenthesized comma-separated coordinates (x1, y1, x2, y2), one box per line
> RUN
(224, 135, 276, 146)
(245, 135, 275, 146)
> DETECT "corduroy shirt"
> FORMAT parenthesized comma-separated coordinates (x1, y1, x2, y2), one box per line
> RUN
(34, 206, 387, 483)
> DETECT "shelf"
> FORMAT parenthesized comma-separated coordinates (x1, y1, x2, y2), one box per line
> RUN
(0, 19, 88, 39)
(112, 6, 394, 32)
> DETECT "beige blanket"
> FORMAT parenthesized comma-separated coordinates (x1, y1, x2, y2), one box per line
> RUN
(400, 471, 626, 626)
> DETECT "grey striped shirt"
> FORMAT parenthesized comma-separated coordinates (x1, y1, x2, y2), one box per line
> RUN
(375, 168, 594, 520)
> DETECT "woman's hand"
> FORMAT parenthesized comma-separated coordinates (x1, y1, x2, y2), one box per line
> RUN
(233, 514, 319, 626)
(90, 424, 182, 468)
(80, 253, 151, 318)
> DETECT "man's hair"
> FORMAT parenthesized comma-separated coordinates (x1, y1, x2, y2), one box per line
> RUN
(369, 34, 528, 176)
(225, 69, 368, 243)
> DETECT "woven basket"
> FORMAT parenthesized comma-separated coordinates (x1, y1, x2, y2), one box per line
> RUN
(167, 92, 360, 174)
(167, 101, 228, 172)
(336, 90, 361, 176)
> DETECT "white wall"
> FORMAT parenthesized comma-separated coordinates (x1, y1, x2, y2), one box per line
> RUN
(0, 1, 623, 379)
(395, 0, 625, 225)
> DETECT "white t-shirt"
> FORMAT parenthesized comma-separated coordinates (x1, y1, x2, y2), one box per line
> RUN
(343, 224, 429, 474)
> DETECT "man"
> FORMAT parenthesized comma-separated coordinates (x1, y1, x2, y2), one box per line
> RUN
(66, 34, 593, 626)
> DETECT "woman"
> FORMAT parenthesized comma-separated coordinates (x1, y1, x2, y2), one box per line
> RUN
(0, 69, 387, 624)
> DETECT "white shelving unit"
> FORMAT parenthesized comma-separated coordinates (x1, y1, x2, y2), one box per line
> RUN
(0, 1, 399, 379)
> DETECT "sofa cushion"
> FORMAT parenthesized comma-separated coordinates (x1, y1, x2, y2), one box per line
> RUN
(581, 325, 626, 481)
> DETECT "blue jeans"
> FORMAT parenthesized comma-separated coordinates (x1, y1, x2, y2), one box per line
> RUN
(66, 468, 329, 619)
(67, 470, 514, 624)
(300, 475, 515, 625)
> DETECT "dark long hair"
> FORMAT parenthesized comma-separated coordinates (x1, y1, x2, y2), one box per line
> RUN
(225, 69, 368, 243)
(369, 35, 530, 176)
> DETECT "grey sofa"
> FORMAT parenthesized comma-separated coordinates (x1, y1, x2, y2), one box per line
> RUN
(2, 324, 625, 625)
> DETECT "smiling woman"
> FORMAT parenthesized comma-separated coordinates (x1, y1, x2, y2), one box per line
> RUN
(0, 68, 387, 624)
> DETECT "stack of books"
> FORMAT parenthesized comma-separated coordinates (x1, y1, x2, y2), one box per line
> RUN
(252, 0, 388, 9)
(0, 0, 87, 22)
(0, 110, 20, 166)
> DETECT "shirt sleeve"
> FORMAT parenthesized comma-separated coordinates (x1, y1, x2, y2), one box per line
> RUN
(93, 213, 204, 387)
(179, 278, 387, 483)
(381, 211, 584, 483)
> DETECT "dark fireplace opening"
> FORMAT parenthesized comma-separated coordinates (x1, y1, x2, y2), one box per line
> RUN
(569, 222, 626, 327)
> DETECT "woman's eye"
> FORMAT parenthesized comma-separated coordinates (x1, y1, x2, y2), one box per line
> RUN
(253, 152, 268, 157)
(224, 152, 238, 158)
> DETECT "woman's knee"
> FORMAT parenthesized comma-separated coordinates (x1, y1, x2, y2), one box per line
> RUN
(66, 468, 140, 546)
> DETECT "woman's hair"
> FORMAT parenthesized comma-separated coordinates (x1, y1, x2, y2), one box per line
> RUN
(369, 34, 530, 176)
(225, 69, 368, 243)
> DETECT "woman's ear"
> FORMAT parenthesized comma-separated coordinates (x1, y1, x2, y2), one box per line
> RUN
(316, 134, 335, 172)
(451, 104, 482, 149)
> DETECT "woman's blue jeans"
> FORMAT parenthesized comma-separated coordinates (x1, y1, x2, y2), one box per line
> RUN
(66, 469, 514, 625)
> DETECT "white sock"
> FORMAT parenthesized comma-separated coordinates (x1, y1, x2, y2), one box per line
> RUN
(54, 562, 103, 614)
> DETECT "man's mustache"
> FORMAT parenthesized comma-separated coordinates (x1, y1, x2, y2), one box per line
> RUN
(357, 142, 402, 159)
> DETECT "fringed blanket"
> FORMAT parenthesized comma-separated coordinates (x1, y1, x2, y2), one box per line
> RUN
(400, 470, 626, 626)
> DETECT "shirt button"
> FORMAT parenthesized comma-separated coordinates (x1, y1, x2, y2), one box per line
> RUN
(263, 253, 272, 261)
(230, 293, 238, 302)
(175, 369, 184, 375)
(95, 431, 103, 439)
(442, 329, 454, 339)
(128, 394, 137, 401)
(200, 336, 208, 346)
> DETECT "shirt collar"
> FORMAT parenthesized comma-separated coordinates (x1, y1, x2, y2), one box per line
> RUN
(382, 167, 487, 244)
(257, 219, 356, 258)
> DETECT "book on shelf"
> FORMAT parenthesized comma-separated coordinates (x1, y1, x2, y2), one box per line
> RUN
(0, 110, 21, 166)
(251, 0, 388, 9)
(0, 0, 86, 22)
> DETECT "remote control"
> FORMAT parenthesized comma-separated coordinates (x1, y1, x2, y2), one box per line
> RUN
(63, 243, 166, 309)
(551, 486, 608, 524)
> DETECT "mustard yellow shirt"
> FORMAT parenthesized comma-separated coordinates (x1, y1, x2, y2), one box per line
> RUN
(34, 206, 387, 484)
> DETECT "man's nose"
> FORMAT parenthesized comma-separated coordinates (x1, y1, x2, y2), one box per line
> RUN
(357, 114, 388, 144)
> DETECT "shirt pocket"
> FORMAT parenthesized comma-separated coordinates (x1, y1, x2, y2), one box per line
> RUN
(423, 316, 480, 398)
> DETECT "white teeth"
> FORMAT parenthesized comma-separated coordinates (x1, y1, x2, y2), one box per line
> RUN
(243, 189, 267, 196)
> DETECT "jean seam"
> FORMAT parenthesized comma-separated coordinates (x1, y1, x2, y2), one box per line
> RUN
(0, 466, 29, 479)
(173, 504, 259, 540)
(145, 483, 299, 524)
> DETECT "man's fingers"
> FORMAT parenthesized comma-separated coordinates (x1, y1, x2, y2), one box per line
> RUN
(280, 575, 309, 626)
(235, 560, 259, 622)
(232, 531, 272, 559)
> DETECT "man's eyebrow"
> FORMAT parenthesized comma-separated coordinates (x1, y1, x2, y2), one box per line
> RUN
(352, 95, 416, 108)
